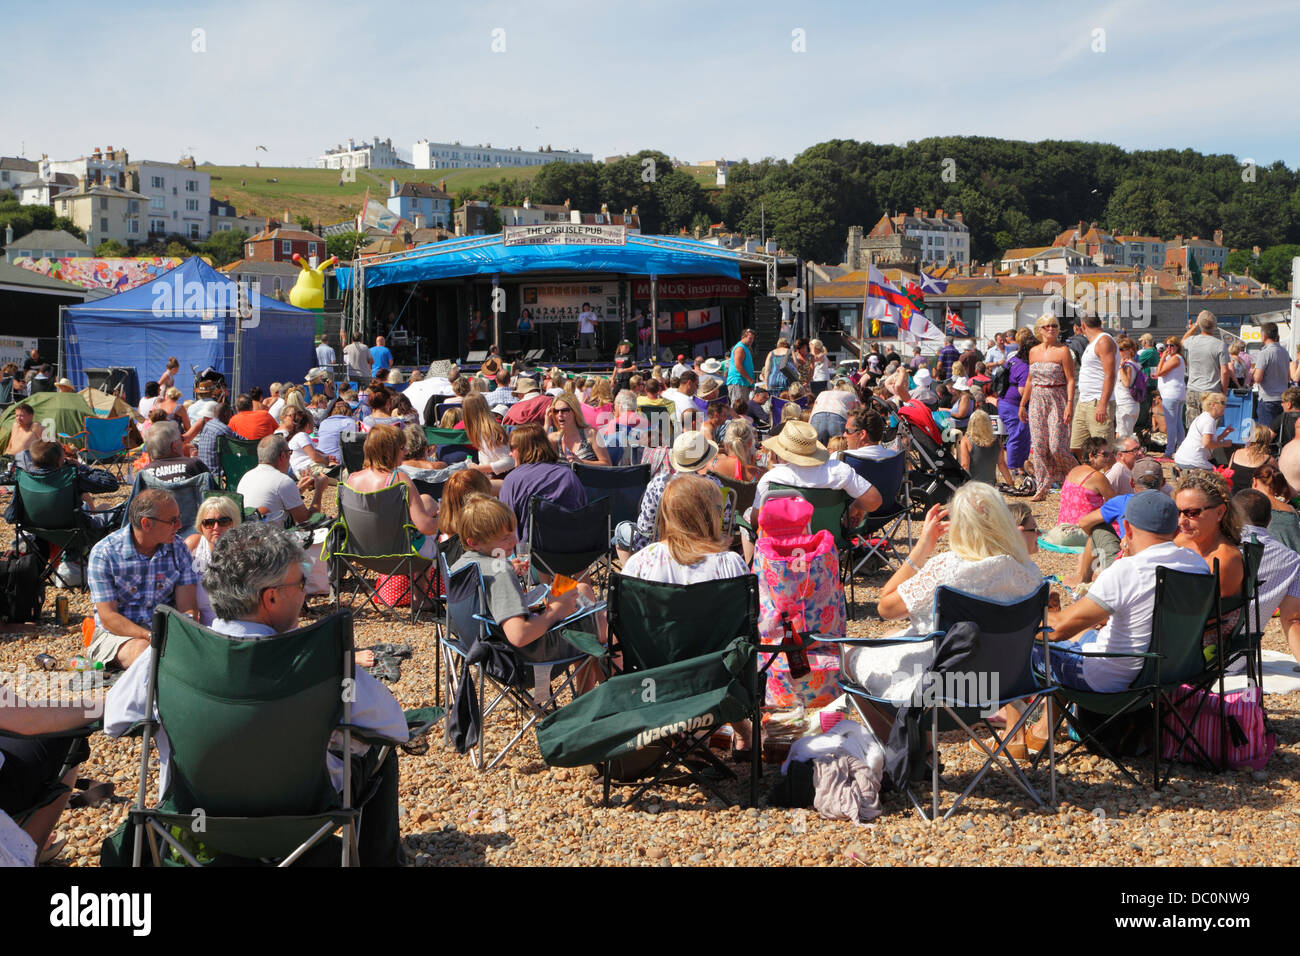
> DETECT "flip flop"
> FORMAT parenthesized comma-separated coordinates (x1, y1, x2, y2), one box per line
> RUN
(68, 779, 115, 809)
(37, 835, 67, 865)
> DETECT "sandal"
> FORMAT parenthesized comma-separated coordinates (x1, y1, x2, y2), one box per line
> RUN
(37, 835, 67, 865)
(368, 643, 413, 659)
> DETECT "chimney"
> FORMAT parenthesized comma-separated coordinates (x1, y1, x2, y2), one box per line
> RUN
(1213, 229, 1224, 246)
(954, 212, 964, 224)
(390, 178, 398, 197)
(913, 207, 924, 219)
(935, 208, 944, 219)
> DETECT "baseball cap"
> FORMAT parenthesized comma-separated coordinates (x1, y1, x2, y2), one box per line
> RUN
(1131, 458, 1165, 488)
(1124, 490, 1178, 535)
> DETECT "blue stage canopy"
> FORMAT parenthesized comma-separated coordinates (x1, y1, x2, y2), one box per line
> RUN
(336, 234, 746, 290)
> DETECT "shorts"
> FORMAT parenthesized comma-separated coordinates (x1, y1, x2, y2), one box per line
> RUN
(1089, 525, 1121, 572)
(85, 625, 140, 668)
(1030, 637, 1099, 692)
(1070, 399, 1116, 448)
(0, 735, 90, 817)
(517, 628, 581, 664)
(728, 384, 752, 405)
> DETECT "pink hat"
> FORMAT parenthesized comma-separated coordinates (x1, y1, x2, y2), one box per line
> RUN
(757, 496, 814, 538)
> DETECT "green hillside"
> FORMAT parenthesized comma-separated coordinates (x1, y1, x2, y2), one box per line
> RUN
(203, 165, 538, 225)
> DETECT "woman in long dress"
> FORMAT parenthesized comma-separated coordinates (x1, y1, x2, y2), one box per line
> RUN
(1018, 313, 1077, 502)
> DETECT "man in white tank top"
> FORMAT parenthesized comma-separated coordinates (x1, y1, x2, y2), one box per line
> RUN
(1069, 314, 1117, 455)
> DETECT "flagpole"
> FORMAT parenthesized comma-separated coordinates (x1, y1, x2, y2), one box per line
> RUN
(859, 266, 868, 363)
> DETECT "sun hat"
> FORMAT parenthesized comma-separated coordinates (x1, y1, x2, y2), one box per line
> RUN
(514, 376, 540, 396)
(1125, 490, 1179, 535)
(55, 378, 73, 389)
(951, 376, 970, 392)
(670, 430, 719, 473)
(696, 378, 720, 401)
(762, 420, 829, 467)
(757, 496, 814, 538)
(700, 358, 723, 375)
(305, 367, 330, 384)
(387, 368, 405, 385)
(913, 367, 933, 388)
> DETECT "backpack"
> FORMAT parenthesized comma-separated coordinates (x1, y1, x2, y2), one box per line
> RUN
(990, 363, 1011, 399)
(0, 552, 45, 624)
(1125, 360, 1147, 404)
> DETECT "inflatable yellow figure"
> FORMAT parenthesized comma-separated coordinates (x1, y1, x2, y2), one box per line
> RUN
(288, 253, 338, 310)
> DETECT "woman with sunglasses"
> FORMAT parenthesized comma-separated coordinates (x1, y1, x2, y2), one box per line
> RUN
(1019, 312, 1078, 501)
(185, 495, 243, 626)
(1173, 468, 1244, 647)
(547, 392, 612, 465)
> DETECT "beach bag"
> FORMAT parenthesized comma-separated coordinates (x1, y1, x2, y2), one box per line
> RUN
(1159, 684, 1275, 771)
(0, 552, 44, 624)
(1125, 360, 1147, 404)
(990, 363, 1011, 399)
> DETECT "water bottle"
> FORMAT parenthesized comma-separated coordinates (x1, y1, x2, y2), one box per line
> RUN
(781, 610, 811, 681)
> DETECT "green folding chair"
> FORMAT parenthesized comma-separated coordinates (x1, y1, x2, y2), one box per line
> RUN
(13, 468, 114, 589)
(1035, 565, 1218, 790)
(321, 482, 434, 622)
(217, 435, 260, 491)
(126, 606, 439, 867)
(537, 574, 766, 808)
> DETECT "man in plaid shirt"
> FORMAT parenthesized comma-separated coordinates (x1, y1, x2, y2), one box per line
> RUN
(85, 488, 198, 669)
(195, 403, 235, 480)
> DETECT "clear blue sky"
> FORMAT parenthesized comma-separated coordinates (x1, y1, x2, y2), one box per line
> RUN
(6, 0, 1298, 170)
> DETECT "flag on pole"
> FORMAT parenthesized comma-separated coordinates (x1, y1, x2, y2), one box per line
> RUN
(921, 271, 949, 295)
(945, 308, 969, 336)
(866, 265, 942, 341)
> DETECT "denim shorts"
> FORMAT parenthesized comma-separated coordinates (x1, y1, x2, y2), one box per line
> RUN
(1030, 634, 1098, 692)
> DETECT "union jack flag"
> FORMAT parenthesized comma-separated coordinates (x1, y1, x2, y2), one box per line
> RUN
(945, 309, 968, 336)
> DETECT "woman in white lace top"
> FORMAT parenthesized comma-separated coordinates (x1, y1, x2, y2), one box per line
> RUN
(844, 482, 1043, 732)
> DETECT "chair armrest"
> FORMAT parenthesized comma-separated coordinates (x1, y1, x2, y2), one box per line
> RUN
(1047, 644, 1161, 660)
(816, 631, 939, 648)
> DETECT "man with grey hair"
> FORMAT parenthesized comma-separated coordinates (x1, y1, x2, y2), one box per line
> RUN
(85, 488, 199, 668)
(141, 420, 209, 482)
(1182, 309, 1231, 429)
(237, 434, 323, 526)
(104, 522, 409, 865)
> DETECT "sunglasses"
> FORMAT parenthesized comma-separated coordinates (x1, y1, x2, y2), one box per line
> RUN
(201, 516, 235, 529)
(1020, 523, 1039, 533)
(1178, 506, 1219, 519)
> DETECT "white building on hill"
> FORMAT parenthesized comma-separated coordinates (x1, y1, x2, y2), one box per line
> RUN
(317, 137, 412, 170)
(412, 140, 591, 169)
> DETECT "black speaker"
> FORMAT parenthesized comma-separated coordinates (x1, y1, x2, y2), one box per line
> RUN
(576, 348, 599, 362)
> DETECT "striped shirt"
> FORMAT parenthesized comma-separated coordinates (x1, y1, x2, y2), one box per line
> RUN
(1241, 524, 1300, 623)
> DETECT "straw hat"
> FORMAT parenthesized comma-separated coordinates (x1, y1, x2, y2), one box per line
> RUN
(696, 377, 720, 401)
(670, 430, 719, 473)
(304, 367, 330, 385)
(514, 376, 540, 396)
(480, 357, 502, 377)
(699, 358, 723, 375)
(762, 419, 828, 466)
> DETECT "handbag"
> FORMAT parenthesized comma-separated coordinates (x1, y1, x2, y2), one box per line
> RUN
(1159, 684, 1275, 771)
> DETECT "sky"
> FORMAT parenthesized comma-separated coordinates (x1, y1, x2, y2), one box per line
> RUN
(5, 0, 1298, 171)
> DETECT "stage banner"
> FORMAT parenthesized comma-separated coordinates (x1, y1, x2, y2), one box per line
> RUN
(631, 277, 748, 299)
(521, 281, 618, 324)
(503, 224, 626, 246)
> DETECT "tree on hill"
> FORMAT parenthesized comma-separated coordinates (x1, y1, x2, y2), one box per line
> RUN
(294, 214, 316, 233)
(1253, 244, 1300, 290)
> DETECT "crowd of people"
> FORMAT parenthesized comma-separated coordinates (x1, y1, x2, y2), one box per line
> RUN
(3, 308, 1298, 866)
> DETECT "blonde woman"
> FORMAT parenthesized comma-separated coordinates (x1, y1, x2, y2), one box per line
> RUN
(158, 385, 191, 432)
(460, 392, 514, 477)
(547, 392, 611, 465)
(184, 495, 242, 626)
(1019, 313, 1077, 501)
(1174, 391, 1231, 472)
(589, 378, 613, 417)
(959, 409, 1012, 486)
(762, 336, 795, 392)
(809, 338, 832, 386)
(843, 483, 1043, 736)
(710, 418, 763, 482)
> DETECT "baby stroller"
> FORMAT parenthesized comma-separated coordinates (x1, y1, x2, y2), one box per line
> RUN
(895, 399, 968, 514)
(752, 497, 845, 711)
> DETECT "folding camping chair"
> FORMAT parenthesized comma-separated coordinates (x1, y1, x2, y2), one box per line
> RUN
(1034, 565, 1217, 790)
(535, 574, 766, 809)
(338, 431, 366, 475)
(570, 460, 650, 529)
(438, 556, 604, 770)
(826, 583, 1055, 820)
(526, 495, 613, 591)
(12, 468, 114, 589)
(125, 469, 216, 534)
(126, 606, 438, 867)
(845, 452, 912, 581)
(217, 435, 260, 492)
(715, 472, 758, 540)
(321, 483, 435, 623)
(68, 416, 135, 479)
